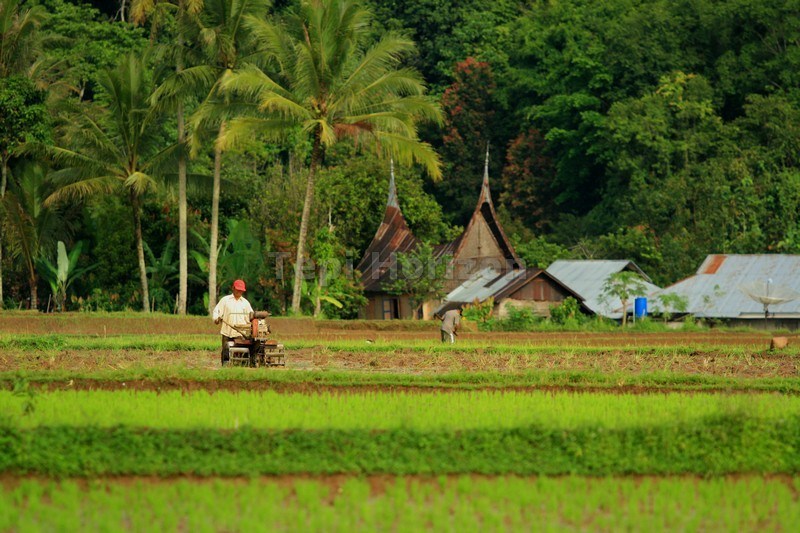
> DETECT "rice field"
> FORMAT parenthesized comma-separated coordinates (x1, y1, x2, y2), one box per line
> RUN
(3, 389, 799, 430)
(1, 316, 799, 529)
(2, 476, 798, 532)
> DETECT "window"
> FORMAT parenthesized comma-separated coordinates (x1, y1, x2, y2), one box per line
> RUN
(382, 298, 400, 319)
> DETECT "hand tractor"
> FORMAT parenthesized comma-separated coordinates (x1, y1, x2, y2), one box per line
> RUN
(225, 311, 286, 367)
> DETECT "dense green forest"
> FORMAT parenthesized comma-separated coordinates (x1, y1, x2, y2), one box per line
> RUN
(2, 0, 799, 316)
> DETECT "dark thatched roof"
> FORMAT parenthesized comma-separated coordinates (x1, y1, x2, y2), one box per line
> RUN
(355, 162, 419, 293)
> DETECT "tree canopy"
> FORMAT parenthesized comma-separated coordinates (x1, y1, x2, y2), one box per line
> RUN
(2, 0, 800, 313)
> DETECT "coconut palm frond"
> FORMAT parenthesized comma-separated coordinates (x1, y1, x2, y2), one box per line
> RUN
(216, 117, 295, 150)
(337, 34, 417, 95)
(316, 119, 339, 146)
(185, 0, 204, 16)
(344, 69, 429, 106)
(1, 192, 36, 263)
(44, 176, 119, 206)
(374, 131, 442, 181)
(219, 65, 292, 104)
(143, 141, 182, 177)
(124, 171, 157, 196)
(41, 146, 116, 178)
(151, 64, 218, 108)
(130, 0, 157, 24)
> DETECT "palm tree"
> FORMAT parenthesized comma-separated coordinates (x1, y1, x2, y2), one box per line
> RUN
(43, 53, 176, 312)
(1, 163, 67, 309)
(158, 0, 269, 315)
(132, 0, 204, 315)
(0, 0, 47, 308)
(218, 0, 442, 313)
(0, 0, 46, 79)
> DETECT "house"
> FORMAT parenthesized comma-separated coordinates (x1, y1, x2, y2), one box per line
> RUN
(546, 260, 661, 319)
(356, 162, 420, 319)
(435, 150, 522, 293)
(433, 152, 588, 318)
(436, 267, 589, 318)
(648, 254, 800, 329)
(357, 150, 523, 319)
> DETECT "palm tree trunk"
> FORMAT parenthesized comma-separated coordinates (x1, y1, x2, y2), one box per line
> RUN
(291, 131, 322, 314)
(131, 191, 151, 312)
(314, 266, 325, 318)
(177, 101, 188, 315)
(208, 125, 222, 315)
(176, 18, 188, 315)
(0, 157, 6, 309)
(29, 275, 38, 311)
(314, 276, 322, 318)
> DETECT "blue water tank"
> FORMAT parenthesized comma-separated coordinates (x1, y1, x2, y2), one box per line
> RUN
(634, 297, 648, 318)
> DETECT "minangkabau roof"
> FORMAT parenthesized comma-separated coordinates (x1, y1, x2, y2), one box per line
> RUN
(355, 161, 420, 293)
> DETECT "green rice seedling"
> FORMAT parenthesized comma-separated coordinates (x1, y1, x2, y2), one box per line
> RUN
(5, 476, 798, 531)
(2, 390, 800, 430)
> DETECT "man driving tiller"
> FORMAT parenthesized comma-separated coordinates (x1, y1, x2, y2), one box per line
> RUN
(213, 279, 254, 366)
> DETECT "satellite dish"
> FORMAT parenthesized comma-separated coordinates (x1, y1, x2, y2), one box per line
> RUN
(738, 279, 800, 321)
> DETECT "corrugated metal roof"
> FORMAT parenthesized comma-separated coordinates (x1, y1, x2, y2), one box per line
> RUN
(649, 254, 800, 318)
(440, 267, 526, 309)
(435, 267, 587, 314)
(546, 260, 660, 318)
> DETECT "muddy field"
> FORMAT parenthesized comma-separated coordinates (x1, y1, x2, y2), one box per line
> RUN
(2, 345, 797, 379)
(0, 313, 785, 347)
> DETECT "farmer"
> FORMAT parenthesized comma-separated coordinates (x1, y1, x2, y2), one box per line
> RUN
(213, 279, 254, 365)
(440, 307, 462, 344)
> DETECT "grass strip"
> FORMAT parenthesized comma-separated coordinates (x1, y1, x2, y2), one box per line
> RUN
(3, 368, 800, 393)
(1, 415, 799, 476)
(0, 334, 783, 354)
(2, 476, 798, 531)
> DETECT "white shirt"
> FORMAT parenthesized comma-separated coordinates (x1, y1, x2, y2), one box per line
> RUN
(213, 294, 254, 338)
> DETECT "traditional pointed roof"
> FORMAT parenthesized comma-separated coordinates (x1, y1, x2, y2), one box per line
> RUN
(356, 159, 420, 292)
(439, 146, 521, 268)
(386, 158, 399, 208)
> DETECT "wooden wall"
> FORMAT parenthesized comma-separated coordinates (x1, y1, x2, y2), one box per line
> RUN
(494, 277, 574, 318)
(362, 294, 416, 320)
(446, 216, 508, 292)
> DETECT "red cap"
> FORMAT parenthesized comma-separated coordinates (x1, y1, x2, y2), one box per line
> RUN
(233, 279, 246, 291)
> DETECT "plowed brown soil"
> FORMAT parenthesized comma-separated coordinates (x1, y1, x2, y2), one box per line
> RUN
(10, 379, 787, 395)
(2, 346, 797, 378)
(0, 313, 781, 347)
(2, 473, 798, 496)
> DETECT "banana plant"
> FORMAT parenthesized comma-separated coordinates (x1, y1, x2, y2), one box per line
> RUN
(37, 241, 95, 312)
(191, 218, 264, 301)
(144, 239, 178, 313)
(301, 278, 343, 317)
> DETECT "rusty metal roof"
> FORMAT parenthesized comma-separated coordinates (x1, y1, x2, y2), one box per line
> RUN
(356, 163, 420, 292)
(649, 254, 800, 318)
